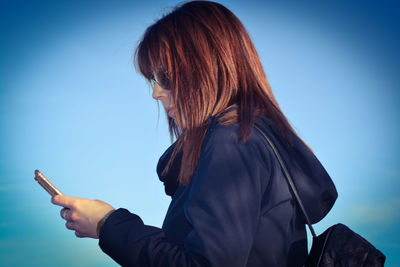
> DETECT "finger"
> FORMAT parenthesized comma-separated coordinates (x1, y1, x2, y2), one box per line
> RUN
(60, 208, 70, 220)
(65, 221, 76, 230)
(75, 231, 85, 238)
(52, 195, 76, 208)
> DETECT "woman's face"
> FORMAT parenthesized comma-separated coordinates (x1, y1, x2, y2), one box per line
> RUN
(151, 78, 175, 118)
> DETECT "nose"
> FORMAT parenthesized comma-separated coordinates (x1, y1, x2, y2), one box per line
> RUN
(152, 82, 168, 100)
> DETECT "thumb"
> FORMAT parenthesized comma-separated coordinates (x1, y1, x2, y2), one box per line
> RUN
(51, 194, 76, 208)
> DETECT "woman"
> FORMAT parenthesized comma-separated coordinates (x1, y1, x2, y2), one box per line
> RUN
(52, 1, 337, 266)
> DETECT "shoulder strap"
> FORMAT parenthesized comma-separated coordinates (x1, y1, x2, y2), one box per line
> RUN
(254, 125, 317, 238)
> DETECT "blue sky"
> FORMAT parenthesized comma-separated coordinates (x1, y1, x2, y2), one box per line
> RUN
(1, 0, 399, 266)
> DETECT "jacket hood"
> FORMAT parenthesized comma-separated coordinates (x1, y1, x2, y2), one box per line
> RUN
(255, 117, 338, 224)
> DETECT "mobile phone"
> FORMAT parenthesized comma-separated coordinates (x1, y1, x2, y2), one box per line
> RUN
(34, 170, 63, 197)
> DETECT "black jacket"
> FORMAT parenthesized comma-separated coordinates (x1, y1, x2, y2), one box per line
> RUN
(99, 115, 337, 267)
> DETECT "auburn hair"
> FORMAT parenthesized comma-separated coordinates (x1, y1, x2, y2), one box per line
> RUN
(135, 0, 299, 185)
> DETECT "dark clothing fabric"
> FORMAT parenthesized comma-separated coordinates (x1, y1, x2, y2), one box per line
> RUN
(99, 115, 337, 267)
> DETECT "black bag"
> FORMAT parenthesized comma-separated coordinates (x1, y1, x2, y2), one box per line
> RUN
(255, 126, 386, 267)
(306, 223, 386, 266)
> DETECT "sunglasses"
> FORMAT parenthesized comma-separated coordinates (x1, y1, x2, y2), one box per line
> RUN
(150, 73, 170, 90)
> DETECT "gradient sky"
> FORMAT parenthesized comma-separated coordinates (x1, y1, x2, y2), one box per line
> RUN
(1, 0, 399, 266)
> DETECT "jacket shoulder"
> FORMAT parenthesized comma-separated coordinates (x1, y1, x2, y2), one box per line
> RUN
(199, 119, 276, 179)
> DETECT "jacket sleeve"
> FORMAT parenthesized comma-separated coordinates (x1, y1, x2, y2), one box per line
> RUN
(98, 127, 270, 267)
(98, 209, 209, 266)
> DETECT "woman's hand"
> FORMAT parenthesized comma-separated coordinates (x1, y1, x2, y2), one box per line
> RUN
(51, 195, 115, 239)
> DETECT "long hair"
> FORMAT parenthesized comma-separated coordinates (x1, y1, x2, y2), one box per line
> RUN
(135, 0, 299, 185)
